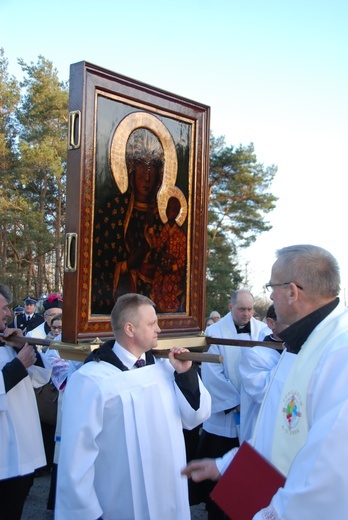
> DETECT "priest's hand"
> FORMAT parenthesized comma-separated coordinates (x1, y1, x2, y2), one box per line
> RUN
(181, 458, 221, 482)
(1, 327, 25, 347)
(168, 347, 192, 373)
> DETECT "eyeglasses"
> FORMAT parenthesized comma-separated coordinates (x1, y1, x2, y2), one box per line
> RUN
(51, 326, 62, 330)
(265, 282, 303, 293)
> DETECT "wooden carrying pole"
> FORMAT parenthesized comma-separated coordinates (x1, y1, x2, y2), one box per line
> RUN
(0, 333, 284, 363)
(153, 351, 223, 364)
(205, 336, 285, 351)
(0, 334, 223, 364)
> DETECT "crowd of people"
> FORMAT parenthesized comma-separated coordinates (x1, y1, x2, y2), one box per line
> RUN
(1, 244, 348, 519)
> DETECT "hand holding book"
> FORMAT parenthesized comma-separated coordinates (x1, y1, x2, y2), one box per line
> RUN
(210, 442, 286, 520)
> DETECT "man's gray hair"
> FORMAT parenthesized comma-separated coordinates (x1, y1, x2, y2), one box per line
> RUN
(275, 244, 340, 298)
(0, 284, 12, 303)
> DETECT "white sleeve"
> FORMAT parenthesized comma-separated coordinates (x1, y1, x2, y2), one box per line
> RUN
(216, 446, 239, 475)
(201, 344, 240, 412)
(27, 351, 52, 387)
(175, 374, 211, 430)
(55, 370, 104, 520)
(240, 347, 280, 404)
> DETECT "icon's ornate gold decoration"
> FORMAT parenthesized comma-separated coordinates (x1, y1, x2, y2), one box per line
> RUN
(110, 112, 187, 226)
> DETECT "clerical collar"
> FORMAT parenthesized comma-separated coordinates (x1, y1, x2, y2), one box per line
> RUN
(278, 297, 339, 354)
(234, 321, 251, 334)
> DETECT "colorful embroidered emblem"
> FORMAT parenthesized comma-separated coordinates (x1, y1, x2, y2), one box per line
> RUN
(282, 391, 302, 432)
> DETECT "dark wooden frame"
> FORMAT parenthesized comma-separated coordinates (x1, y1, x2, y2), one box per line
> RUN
(63, 61, 210, 343)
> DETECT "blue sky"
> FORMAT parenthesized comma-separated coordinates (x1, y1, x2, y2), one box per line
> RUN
(2, 0, 348, 302)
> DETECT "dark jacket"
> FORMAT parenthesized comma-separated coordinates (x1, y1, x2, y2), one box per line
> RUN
(8, 313, 44, 335)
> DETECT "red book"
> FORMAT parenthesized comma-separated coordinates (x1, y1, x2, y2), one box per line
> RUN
(210, 441, 286, 520)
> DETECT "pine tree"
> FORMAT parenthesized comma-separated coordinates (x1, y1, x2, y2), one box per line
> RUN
(15, 55, 68, 297)
(0, 48, 21, 298)
(206, 133, 278, 313)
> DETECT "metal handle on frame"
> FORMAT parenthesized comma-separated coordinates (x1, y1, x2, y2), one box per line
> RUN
(64, 233, 78, 272)
(68, 110, 81, 149)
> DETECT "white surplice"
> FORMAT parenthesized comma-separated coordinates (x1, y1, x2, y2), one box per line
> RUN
(239, 345, 281, 443)
(217, 303, 348, 520)
(55, 358, 211, 520)
(202, 312, 266, 439)
(0, 345, 51, 479)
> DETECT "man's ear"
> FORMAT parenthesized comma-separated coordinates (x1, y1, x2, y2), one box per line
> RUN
(266, 317, 275, 330)
(124, 322, 134, 337)
(288, 282, 300, 304)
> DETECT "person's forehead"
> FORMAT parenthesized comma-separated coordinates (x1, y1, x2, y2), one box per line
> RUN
(0, 294, 8, 307)
(135, 163, 158, 174)
(235, 296, 254, 308)
(270, 262, 281, 279)
(138, 304, 156, 318)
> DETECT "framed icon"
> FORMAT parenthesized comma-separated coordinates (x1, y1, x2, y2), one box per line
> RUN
(63, 61, 210, 342)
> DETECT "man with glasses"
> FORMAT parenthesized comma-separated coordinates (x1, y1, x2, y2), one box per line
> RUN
(46, 315, 63, 340)
(26, 294, 63, 341)
(183, 244, 348, 519)
(210, 311, 221, 322)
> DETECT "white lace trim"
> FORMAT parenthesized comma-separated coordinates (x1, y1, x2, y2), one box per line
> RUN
(261, 504, 280, 520)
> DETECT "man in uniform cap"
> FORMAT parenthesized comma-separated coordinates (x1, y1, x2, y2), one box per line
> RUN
(8, 297, 44, 335)
(10, 306, 25, 329)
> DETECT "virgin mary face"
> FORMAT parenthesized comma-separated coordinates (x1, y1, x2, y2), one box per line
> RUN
(133, 162, 160, 203)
